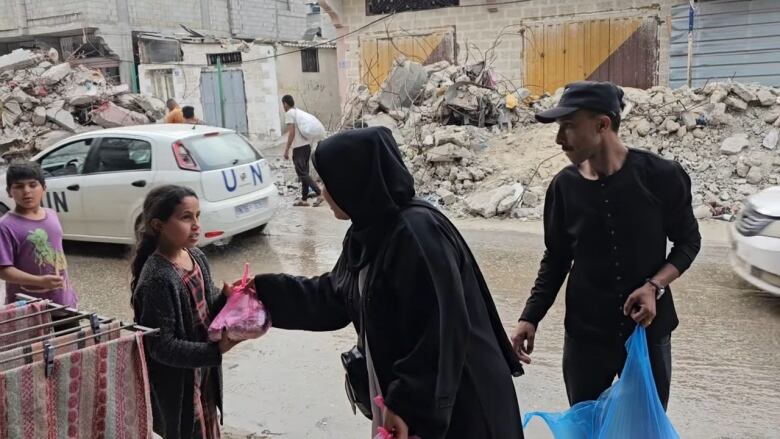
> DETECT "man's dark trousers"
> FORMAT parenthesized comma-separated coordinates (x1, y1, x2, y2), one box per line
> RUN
(562, 333, 672, 410)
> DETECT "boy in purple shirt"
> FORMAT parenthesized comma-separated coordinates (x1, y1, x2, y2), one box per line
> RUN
(0, 163, 77, 310)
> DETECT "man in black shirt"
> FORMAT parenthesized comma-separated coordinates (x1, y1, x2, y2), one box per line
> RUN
(510, 81, 701, 409)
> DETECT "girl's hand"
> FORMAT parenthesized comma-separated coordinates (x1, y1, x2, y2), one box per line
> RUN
(222, 282, 235, 298)
(217, 330, 241, 354)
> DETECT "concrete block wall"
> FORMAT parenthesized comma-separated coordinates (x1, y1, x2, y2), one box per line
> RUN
(230, 0, 311, 41)
(339, 0, 687, 93)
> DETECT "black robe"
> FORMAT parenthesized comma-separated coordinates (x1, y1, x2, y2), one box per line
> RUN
(255, 127, 524, 439)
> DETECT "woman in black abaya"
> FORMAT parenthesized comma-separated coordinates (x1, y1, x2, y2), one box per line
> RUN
(253, 126, 524, 439)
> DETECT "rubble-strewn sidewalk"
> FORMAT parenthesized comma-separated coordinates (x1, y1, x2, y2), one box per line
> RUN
(334, 57, 780, 220)
(0, 48, 167, 162)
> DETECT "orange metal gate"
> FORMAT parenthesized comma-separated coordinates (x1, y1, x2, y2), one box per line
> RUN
(523, 17, 659, 95)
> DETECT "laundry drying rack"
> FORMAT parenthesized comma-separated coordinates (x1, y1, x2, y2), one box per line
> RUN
(0, 294, 159, 438)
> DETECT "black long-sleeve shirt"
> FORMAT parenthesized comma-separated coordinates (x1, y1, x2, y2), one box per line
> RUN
(520, 149, 701, 344)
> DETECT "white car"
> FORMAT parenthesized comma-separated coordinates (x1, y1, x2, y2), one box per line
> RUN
(0, 124, 279, 246)
(729, 186, 780, 296)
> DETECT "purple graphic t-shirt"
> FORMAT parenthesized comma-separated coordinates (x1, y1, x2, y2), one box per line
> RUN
(0, 208, 78, 307)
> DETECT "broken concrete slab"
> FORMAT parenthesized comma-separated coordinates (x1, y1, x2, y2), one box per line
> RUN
(681, 112, 697, 129)
(426, 143, 473, 163)
(497, 183, 524, 215)
(40, 62, 72, 85)
(636, 119, 653, 137)
(131, 94, 167, 119)
(34, 130, 72, 151)
(1, 101, 22, 127)
(721, 133, 750, 155)
(378, 60, 428, 111)
(46, 107, 78, 132)
(466, 185, 517, 218)
(362, 113, 405, 145)
(763, 129, 779, 150)
(436, 187, 456, 205)
(90, 102, 149, 128)
(72, 66, 106, 85)
(731, 82, 757, 103)
(746, 166, 764, 184)
(693, 205, 711, 219)
(724, 96, 748, 111)
(65, 85, 101, 106)
(709, 86, 728, 104)
(434, 125, 469, 148)
(757, 89, 776, 107)
(10, 87, 39, 106)
(32, 107, 46, 126)
(0, 49, 40, 73)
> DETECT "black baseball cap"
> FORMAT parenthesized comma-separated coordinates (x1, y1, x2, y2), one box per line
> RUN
(535, 81, 625, 124)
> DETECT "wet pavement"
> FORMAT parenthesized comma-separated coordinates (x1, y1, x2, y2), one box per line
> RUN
(55, 208, 779, 438)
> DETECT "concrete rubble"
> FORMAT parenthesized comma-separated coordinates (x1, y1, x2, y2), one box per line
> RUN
(332, 56, 780, 220)
(0, 48, 167, 162)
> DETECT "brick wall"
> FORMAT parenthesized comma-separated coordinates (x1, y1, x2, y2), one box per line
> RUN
(339, 0, 688, 92)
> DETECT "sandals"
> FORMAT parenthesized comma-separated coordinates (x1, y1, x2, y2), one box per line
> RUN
(312, 196, 324, 207)
(292, 200, 310, 207)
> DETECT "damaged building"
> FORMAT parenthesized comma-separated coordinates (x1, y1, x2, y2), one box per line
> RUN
(0, 0, 335, 90)
(319, 0, 780, 105)
(137, 35, 341, 140)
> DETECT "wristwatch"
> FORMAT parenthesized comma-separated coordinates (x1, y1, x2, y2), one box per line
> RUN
(646, 278, 666, 300)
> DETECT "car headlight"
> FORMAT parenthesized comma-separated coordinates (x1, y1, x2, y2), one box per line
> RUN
(759, 221, 780, 239)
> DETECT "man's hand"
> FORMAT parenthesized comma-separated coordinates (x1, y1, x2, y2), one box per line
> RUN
(623, 283, 657, 327)
(383, 406, 409, 439)
(283, 148, 290, 160)
(37, 274, 64, 290)
(510, 320, 536, 364)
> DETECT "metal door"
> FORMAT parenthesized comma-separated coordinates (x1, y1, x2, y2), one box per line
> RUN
(200, 70, 249, 134)
(523, 17, 659, 95)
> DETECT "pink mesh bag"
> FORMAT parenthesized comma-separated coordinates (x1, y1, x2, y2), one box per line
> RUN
(208, 263, 271, 341)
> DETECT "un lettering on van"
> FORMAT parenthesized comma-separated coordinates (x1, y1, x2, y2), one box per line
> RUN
(44, 192, 69, 213)
(222, 163, 263, 192)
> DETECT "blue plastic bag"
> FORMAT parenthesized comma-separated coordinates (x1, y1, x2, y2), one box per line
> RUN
(523, 325, 680, 439)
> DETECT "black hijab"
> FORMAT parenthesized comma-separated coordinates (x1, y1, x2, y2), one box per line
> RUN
(312, 127, 415, 271)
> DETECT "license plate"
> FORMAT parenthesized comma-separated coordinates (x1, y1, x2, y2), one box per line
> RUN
(235, 198, 267, 217)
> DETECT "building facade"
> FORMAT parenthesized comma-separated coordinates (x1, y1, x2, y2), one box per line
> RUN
(138, 38, 339, 140)
(320, 0, 780, 106)
(0, 0, 331, 88)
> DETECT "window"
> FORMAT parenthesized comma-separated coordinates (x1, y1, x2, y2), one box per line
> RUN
(180, 133, 260, 171)
(84, 138, 152, 174)
(366, 0, 459, 15)
(207, 52, 243, 66)
(301, 49, 319, 73)
(39, 139, 94, 177)
(149, 69, 175, 102)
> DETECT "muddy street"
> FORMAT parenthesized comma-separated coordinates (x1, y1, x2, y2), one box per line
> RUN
(56, 207, 779, 438)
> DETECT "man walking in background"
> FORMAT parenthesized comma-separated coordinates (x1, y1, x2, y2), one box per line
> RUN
(164, 99, 184, 124)
(282, 95, 322, 207)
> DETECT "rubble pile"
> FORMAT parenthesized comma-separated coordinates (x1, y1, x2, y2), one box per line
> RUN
(337, 57, 780, 220)
(0, 48, 167, 162)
